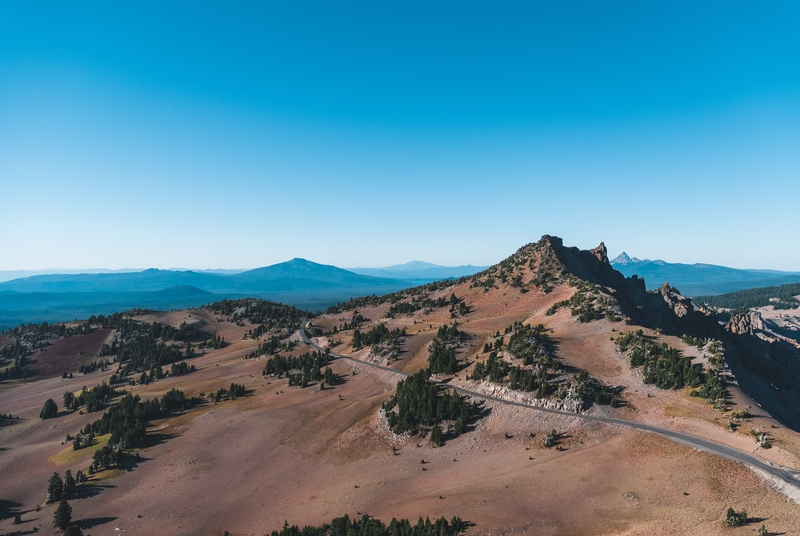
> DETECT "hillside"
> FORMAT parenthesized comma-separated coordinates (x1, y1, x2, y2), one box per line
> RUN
(611, 252, 800, 296)
(2, 237, 800, 535)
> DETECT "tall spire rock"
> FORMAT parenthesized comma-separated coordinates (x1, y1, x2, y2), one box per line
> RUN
(590, 242, 608, 264)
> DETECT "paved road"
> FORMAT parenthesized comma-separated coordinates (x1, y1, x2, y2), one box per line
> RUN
(298, 321, 800, 489)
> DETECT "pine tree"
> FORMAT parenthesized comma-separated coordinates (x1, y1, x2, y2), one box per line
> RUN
(324, 367, 335, 386)
(64, 524, 84, 536)
(63, 470, 76, 497)
(53, 499, 72, 530)
(63, 391, 75, 410)
(40, 398, 58, 420)
(47, 472, 64, 503)
(430, 424, 443, 447)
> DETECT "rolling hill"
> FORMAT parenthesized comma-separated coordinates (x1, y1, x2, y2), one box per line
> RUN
(2, 236, 800, 535)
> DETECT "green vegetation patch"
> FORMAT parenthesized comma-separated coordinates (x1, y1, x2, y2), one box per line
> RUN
(615, 330, 704, 390)
(428, 323, 469, 374)
(382, 370, 475, 440)
(268, 514, 466, 536)
(545, 279, 619, 322)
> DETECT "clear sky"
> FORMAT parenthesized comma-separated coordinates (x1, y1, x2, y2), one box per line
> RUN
(1, 2, 799, 271)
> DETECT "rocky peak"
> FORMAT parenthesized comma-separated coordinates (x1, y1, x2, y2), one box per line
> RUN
(590, 242, 608, 264)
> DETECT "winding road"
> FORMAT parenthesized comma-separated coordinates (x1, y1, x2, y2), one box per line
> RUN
(298, 320, 800, 490)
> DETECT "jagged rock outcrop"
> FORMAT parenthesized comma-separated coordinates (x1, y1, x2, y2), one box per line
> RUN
(590, 242, 608, 264)
(507, 235, 800, 432)
(535, 236, 718, 337)
(726, 311, 766, 335)
(658, 282, 695, 318)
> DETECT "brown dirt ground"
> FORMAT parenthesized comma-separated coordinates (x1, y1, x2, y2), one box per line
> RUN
(3, 278, 800, 535)
(26, 329, 114, 380)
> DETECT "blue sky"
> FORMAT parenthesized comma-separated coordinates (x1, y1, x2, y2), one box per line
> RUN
(1, 2, 799, 270)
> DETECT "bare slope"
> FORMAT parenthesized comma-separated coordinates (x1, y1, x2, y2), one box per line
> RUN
(2, 237, 800, 535)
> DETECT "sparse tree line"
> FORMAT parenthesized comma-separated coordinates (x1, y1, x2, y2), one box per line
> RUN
(0, 412, 19, 426)
(212, 383, 248, 402)
(46, 471, 85, 535)
(262, 350, 336, 388)
(262, 514, 465, 536)
(325, 278, 467, 314)
(469, 239, 566, 295)
(327, 312, 370, 333)
(546, 280, 619, 322)
(248, 335, 292, 358)
(352, 324, 407, 351)
(386, 293, 458, 318)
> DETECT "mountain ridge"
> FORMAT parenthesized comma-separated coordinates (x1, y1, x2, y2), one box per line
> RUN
(611, 252, 800, 296)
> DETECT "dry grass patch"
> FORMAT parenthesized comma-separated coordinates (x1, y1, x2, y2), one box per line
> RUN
(49, 433, 110, 465)
(664, 404, 705, 420)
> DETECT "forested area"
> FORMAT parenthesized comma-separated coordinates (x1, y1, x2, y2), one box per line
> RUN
(74, 388, 202, 449)
(615, 330, 704, 390)
(697, 283, 800, 311)
(352, 324, 406, 350)
(470, 323, 553, 396)
(207, 299, 310, 329)
(266, 514, 465, 536)
(468, 322, 617, 406)
(428, 323, 468, 374)
(382, 370, 474, 441)
(262, 350, 331, 388)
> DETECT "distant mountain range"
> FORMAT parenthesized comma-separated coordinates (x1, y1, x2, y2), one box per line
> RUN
(348, 261, 488, 281)
(0, 259, 483, 328)
(5, 250, 798, 328)
(0, 268, 244, 283)
(611, 252, 800, 297)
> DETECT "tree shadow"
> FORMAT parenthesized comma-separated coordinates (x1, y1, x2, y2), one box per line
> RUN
(3, 529, 39, 536)
(137, 432, 178, 449)
(76, 482, 117, 499)
(0, 499, 23, 521)
(78, 516, 118, 529)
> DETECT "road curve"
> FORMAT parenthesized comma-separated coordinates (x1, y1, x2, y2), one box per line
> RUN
(298, 320, 800, 489)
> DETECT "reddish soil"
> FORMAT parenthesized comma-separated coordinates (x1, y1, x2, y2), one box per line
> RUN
(28, 329, 114, 379)
(3, 246, 800, 535)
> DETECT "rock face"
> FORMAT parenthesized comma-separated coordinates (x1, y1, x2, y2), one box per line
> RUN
(658, 282, 695, 318)
(590, 242, 609, 264)
(726, 311, 766, 335)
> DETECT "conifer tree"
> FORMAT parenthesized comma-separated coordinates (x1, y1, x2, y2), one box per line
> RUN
(53, 499, 72, 530)
(40, 398, 58, 420)
(47, 472, 64, 503)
